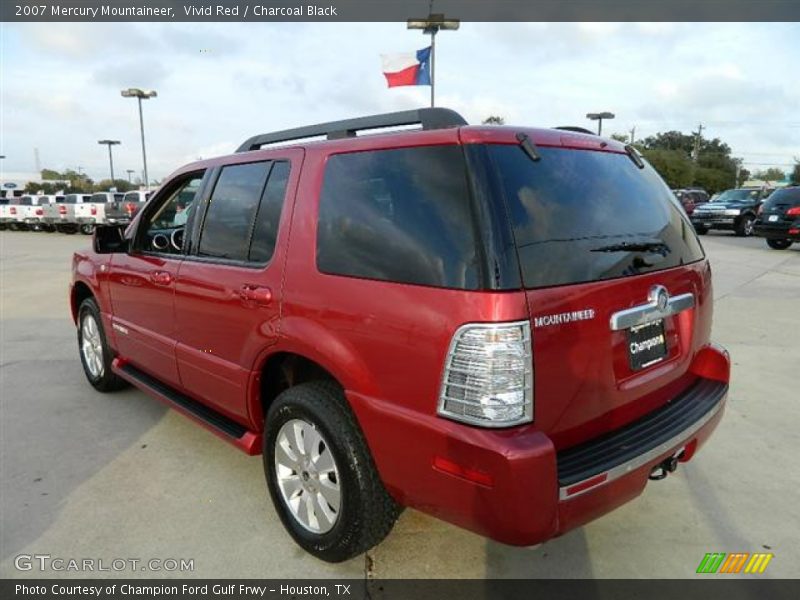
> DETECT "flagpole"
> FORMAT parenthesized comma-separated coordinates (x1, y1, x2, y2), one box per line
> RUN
(407, 12, 459, 109)
(430, 30, 436, 107)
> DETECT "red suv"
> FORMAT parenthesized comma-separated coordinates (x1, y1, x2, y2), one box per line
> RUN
(71, 108, 730, 562)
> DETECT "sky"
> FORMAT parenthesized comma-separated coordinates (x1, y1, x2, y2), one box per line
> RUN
(1, 21, 798, 183)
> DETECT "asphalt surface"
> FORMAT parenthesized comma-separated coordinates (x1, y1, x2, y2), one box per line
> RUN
(1, 230, 798, 579)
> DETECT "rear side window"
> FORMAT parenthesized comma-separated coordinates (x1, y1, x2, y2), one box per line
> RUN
(487, 145, 705, 289)
(199, 162, 269, 261)
(249, 161, 290, 263)
(317, 146, 479, 289)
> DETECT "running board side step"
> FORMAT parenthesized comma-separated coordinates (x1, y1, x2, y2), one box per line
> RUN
(112, 358, 261, 455)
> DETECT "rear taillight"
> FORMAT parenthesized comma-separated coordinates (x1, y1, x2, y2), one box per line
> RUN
(10, 207, 16, 214)
(786, 206, 800, 217)
(91, 205, 97, 215)
(35, 208, 43, 215)
(438, 321, 533, 427)
(125, 202, 136, 215)
(59, 205, 67, 215)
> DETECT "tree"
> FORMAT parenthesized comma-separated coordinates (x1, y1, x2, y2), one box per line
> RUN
(482, 115, 505, 125)
(94, 179, 135, 192)
(752, 167, 786, 182)
(791, 160, 800, 185)
(639, 149, 693, 189)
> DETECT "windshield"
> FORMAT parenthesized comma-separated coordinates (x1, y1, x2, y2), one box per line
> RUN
(485, 145, 705, 289)
(713, 189, 760, 203)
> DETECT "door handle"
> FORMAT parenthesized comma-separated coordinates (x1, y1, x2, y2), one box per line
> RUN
(150, 270, 173, 286)
(239, 285, 272, 305)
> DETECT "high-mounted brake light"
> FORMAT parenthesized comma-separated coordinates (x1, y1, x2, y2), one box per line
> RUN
(438, 321, 533, 427)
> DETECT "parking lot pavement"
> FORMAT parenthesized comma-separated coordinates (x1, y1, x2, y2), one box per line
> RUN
(1, 231, 798, 579)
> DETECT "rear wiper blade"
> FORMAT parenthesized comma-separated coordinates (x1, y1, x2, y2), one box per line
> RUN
(591, 241, 669, 253)
(516, 132, 541, 162)
(625, 144, 645, 169)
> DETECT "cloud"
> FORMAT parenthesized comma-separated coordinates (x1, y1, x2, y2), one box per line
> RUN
(92, 60, 170, 88)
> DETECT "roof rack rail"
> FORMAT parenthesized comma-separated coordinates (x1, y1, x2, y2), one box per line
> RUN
(554, 126, 597, 135)
(236, 107, 467, 153)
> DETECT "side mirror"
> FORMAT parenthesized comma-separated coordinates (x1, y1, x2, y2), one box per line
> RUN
(93, 224, 129, 254)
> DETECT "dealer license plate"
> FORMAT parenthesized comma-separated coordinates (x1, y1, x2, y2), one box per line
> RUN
(628, 319, 667, 371)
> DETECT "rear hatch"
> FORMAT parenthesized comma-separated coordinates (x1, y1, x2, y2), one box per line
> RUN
(758, 187, 800, 230)
(484, 139, 710, 449)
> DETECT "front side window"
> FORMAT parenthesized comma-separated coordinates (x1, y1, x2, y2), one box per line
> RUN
(198, 162, 271, 261)
(316, 145, 479, 289)
(140, 174, 204, 255)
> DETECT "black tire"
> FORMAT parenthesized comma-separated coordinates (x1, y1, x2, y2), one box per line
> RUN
(264, 381, 400, 563)
(735, 214, 755, 237)
(766, 239, 792, 250)
(77, 297, 128, 392)
(58, 224, 78, 234)
(694, 224, 708, 235)
(80, 224, 95, 235)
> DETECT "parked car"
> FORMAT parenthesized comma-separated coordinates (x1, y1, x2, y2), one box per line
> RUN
(41, 194, 95, 233)
(22, 195, 65, 231)
(690, 187, 770, 236)
(71, 108, 729, 562)
(105, 190, 149, 225)
(0, 197, 18, 230)
(754, 185, 800, 250)
(673, 188, 709, 215)
(5, 195, 46, 230)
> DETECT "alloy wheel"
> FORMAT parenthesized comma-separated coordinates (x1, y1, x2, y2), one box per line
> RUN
(274, 418, 341, 534)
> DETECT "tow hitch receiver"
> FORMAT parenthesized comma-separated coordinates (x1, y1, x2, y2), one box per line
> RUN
(649, 449, 685, 481)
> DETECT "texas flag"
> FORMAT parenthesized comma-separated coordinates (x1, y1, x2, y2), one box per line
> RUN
(381, 47, 432, 87)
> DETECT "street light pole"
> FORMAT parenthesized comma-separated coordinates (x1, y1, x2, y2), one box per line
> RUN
(586, 111, 615, 136)
(121, 88, 157, 190)
(407, 11, 460, 108)
(97, 140, 120, 183)
(126, 169, 135, 183)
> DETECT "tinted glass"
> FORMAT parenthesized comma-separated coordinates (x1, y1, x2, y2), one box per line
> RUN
(21, 197, 32, 205)
(762, 187, 800, 208)
(317, 146, 479, 289)
(90, 194, 106, 203)
(488, 145, 705, 289)
(199, 162, 270, 261)
(65, 195, 80, 203)
(713, 189, 760, 203)
(249, 161, 290, 263)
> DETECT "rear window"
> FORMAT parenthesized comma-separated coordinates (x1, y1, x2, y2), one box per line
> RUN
(487, 145, 705, 289)
(90, 194, 107, 203)
(762, 187, 800, 208)
(316, 145, 479, 289)
(123, 192, 141, 203)
(20, 197, 33, 205)
(65, 195, 81, 203)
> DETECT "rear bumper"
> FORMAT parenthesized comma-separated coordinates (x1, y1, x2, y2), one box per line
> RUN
(754, 222, 800, 241)
(77, 217, 98, 224)
(350, 344, 730, 546)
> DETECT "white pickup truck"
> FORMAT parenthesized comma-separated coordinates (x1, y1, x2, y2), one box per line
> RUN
(0, 197, 19, 230)
(41, 194, 91, 233)
(73, 192, 119, 234)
